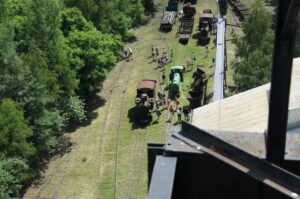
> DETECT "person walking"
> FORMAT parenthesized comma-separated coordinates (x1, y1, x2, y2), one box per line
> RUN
(151, 45, 155, 56)
(191, 52, 196, 64)
(128, 47, 133, 60)
(158, 90, 165, 106)
(166, 105, 175, 123)
(170, 49, 174, 62)
(177, 107, 182, 123)
(155, 108, 162, 121)
(205, 46, 209, 58)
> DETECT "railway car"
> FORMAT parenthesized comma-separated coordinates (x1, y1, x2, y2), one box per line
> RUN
(199, 13, 214, 31)
(135, 79, 157, 123)
(169, 66, 184, 98)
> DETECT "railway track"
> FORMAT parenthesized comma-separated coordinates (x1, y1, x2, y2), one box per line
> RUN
(113, 67, 132, 199)
(97, 62, 133, 199)
(124, 127, 148, 199)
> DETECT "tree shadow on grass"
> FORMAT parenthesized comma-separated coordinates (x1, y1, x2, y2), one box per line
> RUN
(26, 135, 74, 191)
(53, 136, 73, 158)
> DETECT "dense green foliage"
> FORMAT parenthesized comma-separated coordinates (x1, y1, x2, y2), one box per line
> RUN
(0, 157, 31, 198)
(0, 0, 146, 197)
(63, 0, 145, 39)
(62, 8, 123, 95)
(0, 99, 35, 159)
(233, 0, 274, 92)
(265, 0, 300, 57)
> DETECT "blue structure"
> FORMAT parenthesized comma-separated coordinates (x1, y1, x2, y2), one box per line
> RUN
(213, 18, 226, 102)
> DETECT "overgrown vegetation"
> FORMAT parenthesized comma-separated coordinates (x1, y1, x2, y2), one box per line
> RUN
(232, 0, 274, 92)
(0, 0, 145, 197)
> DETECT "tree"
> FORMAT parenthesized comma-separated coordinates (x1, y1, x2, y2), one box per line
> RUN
(0, 0, 82, 157)
(62, 8, 123, 96)
(65, 29, 122, 95)
(63, 0, 144, 39)
(0, 99, 35, 159)
(0, 157, 31, 198)
(143, 0, 155, 12)
(233, 0, 274, 92)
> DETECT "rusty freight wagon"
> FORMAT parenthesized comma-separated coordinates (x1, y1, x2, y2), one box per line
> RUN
(135, 79, 157, 124)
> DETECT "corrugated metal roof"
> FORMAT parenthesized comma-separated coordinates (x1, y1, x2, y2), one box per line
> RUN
(288, 107, 300, 130)
(192, 57, 300, 133)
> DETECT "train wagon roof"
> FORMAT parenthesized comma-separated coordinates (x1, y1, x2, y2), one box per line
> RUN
(137, 79, 157, 90)
(200, 13, 214, 18)
(171, 66, 183, 70)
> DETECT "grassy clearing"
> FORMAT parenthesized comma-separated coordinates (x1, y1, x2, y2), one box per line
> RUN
(24, 0, 255, 198)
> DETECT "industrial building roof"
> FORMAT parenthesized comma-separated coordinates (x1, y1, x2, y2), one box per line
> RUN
(192, 58, 300, 134)
(184, 58, 300, 159)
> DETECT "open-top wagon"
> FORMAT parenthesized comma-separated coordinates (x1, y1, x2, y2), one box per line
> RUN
(135, 79, 157, 124)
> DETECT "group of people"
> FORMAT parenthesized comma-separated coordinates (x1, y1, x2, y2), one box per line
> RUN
(122, 46, 133, 61)
(154, 90, 191, 124)
(148, 43, 212, 124)
(151, 46, 174, 68)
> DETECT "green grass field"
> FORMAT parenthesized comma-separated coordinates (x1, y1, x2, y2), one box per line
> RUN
(24, 0, 255, 198)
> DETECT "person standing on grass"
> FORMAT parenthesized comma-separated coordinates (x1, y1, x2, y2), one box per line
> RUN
(151, 45, 155, 56)
(177, 107, 182, 123)
(175, 98, 180, 109)
(170, 49, 174, 62)
(158, 90, 164, 104)
(128, 47, 133, 60)
(156, 47, 159, 56)
(165, 98, 171, 109)
(205, 46, 209, 58)
(166, 105, 175, 123)
(155, 108, 162, 120)
(162, 71, 166, 85)
(191, 52, 196, 64)
(161, 57, 167, 68)
(186, 59, 190, 67)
